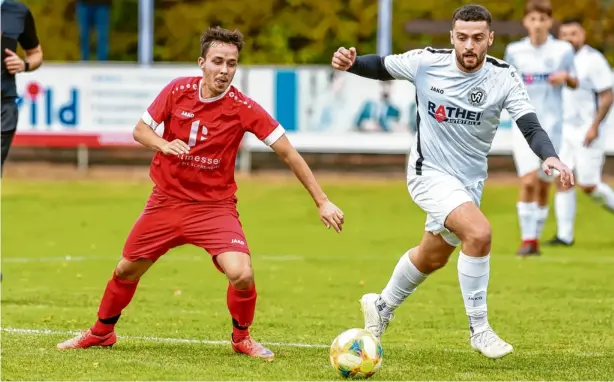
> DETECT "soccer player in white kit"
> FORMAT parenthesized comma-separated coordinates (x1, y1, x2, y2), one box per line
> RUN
(331, 4, 574, 359)
(504, 0, 578, 255)
(548, 18, 614, 246)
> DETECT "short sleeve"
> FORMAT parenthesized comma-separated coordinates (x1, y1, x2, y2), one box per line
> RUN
(503, 67, 535, 121)
(383, 49, 423, 83)
(142, 80, 175, 129)
(18, 10, 40, 50)
(244, 101, 285, 146)
(503, 46, 513, 67)
(588, 53, 613, 93)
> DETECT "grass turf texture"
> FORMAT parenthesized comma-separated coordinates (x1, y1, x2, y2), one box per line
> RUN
(2, 177, 613, 380)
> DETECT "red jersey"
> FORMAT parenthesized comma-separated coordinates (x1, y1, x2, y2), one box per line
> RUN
(141, 77, 284, 202)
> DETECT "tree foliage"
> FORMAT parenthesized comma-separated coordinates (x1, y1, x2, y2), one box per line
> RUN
(23, 0, 614, 64)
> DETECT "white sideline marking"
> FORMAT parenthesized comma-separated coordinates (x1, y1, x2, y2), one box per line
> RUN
(3, 254, 614, 264)
(3, 328, 608, 357)
(1, 327, 329, 349)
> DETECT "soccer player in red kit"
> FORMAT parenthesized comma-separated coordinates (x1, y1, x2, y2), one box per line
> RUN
(56, 27, 345, 360)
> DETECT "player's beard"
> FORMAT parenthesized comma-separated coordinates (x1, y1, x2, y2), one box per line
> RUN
(457, 51, 484, 72)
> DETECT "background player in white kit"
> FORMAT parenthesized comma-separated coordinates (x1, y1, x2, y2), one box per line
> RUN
(548, 18, 614, 246)
(504, 0, 578, 256)
(331, 4, 574, 359)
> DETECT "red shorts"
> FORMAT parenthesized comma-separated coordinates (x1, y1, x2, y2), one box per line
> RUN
(122, 191, 250, 271)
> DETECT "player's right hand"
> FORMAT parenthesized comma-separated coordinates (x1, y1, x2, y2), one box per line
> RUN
(319, 200, 345, 233)
(160, 139, 190, 156)
(332, 47, 357, 71)
(542, 157, 575, 188)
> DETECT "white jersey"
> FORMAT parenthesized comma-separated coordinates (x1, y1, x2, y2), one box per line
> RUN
(504, 36, 575, 138)
(562, 44, 613, 142)
(384, 48, 534, 185)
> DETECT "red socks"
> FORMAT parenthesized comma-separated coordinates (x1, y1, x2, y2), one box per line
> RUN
(91, 272, 139, 335)
(90, 273, 257, 341)
(227, 283, 257, 342)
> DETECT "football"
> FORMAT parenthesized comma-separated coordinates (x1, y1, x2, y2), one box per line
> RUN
(329, 328, 383, 378)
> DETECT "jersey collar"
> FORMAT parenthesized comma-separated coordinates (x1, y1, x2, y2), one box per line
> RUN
(198, 79, 231, 103)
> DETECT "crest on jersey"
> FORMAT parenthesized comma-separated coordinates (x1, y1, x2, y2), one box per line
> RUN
(467, 87, 487, 107)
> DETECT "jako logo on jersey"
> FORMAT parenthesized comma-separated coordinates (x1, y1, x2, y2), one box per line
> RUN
(430, 86, 444, 94)
(427, 101, 483, 125)
(521, 73, 551, 85)
(231, 239, 245, 245)
(16, 81, 78, 127)
(181, 111, 194, 118)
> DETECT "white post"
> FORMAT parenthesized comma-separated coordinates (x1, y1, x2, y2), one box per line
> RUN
(138, 0, 154, 65)
(77, 144, 89, 172)
(377, 0, 393, 56)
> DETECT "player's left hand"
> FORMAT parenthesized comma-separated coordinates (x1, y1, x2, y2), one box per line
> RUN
(542, 157, 575, 188)
(583, 125, 599, 147)
(547, 71, 568, 86)
(318, 200, 344, 233)
(4, 49, 25, 75)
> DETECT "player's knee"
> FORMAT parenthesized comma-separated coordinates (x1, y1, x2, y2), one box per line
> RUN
(520, 177, 537, 193)
(226, 265, 254, 290)
(114, 258, 151, 281)
(463, 223, 492, 254)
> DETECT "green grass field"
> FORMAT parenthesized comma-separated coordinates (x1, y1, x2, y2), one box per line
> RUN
(2, 175, 614, 380)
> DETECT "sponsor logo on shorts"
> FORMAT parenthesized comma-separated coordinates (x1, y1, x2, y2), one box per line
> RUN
(427, 101, 483, 125)
(521, 72, 551, 85)
(231, 239, 245, 245)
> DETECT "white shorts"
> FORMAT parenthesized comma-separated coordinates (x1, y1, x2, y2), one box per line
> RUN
(559, 136, 605, 186)
(512, 125, 561, 182)
(407, 170, 484, 247)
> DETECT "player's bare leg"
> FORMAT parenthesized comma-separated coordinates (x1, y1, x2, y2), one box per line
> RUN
(445, 202, 513, 359)
(516, 171, 541, 256)
(57, 258, 153, 350)
(361, 232, 454, 339)
(216, 251, 274, 361)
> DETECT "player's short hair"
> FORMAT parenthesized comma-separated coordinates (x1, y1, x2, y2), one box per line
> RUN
(452, 4, 492, 29)
(561, 18, 583, 27)
(200, 26, 244, 58)
(524, 0, 553, 17)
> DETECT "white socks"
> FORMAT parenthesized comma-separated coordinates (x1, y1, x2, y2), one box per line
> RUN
(458, 252, 490, 334)
(555, 188, 576, 244)
(554, 183, 614, 244)
(517, 202, 538, 240)
(591, 183, 614, 212)
(535, 205, 549, 239)
(379, 250, 428, 318)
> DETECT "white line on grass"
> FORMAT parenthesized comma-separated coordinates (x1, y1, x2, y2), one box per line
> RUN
(2, 328, 608, 357)
(3, 254, 614, 264)
(1, 327, 329, 349)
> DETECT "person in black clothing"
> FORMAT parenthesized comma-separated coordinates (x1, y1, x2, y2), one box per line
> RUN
(1, 0, 43, 174)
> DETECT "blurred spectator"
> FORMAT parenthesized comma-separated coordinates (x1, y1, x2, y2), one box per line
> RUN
(308, 70, 353, 132)
(77, 0, 112, 61)
(354, 82, 402, 132)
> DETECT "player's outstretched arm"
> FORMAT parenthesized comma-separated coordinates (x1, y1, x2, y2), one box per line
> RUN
(332, 47, 395, 81)
(133, 120, 189, 156)
(270, 135, 345, 232)
(516, 113, 574, 187)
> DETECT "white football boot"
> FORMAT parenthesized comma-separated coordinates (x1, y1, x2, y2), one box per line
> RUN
(360, 293, 393, 340)
(470, 327, 513, 359)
